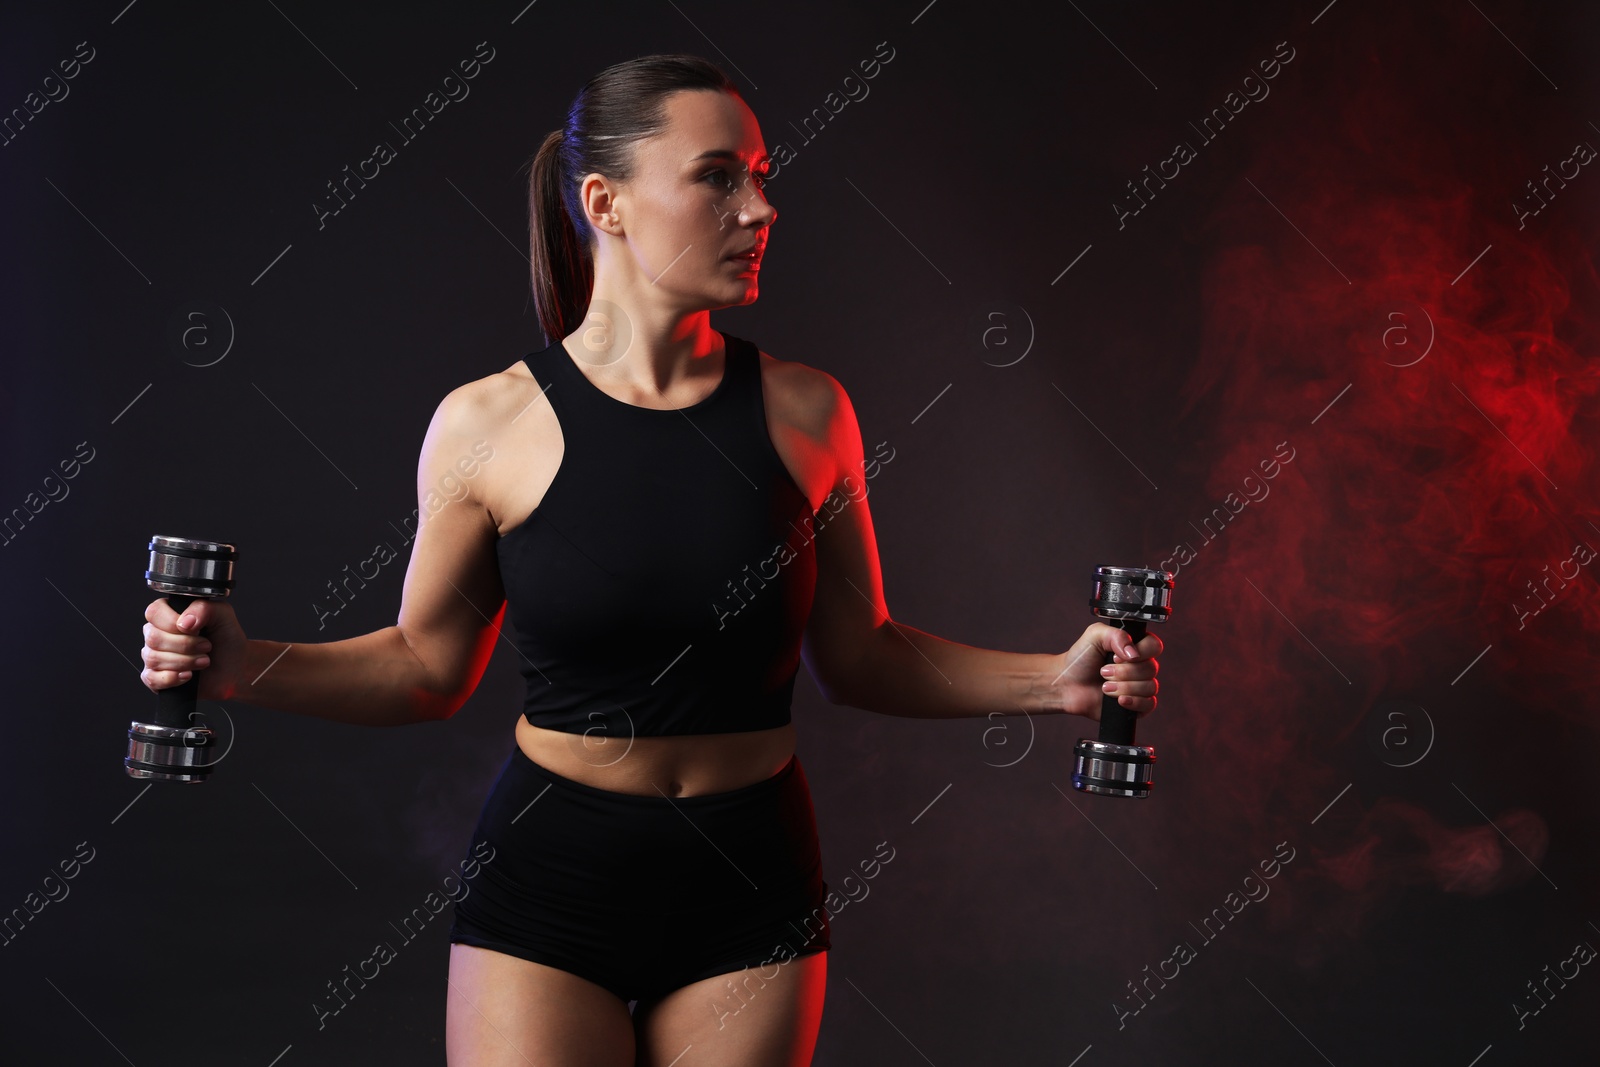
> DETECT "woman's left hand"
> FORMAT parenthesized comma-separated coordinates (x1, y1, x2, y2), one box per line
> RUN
(1050, 623, 1162, 720)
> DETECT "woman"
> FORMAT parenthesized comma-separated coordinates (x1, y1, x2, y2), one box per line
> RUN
(139, 54, 1162, 1067)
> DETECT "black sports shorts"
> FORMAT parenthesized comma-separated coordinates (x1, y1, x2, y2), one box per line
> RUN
(448, 743, 832, 1005)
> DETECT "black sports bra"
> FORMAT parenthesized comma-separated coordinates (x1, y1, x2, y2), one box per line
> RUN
(496, 330, 818, 737)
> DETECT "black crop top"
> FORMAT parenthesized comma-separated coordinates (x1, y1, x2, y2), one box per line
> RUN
(496, 330, 818, 737)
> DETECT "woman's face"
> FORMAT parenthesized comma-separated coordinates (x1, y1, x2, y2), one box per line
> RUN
(591, 89, 776, 309)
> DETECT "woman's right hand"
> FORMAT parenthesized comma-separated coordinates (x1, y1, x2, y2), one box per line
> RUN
(141, 598, 249, 702)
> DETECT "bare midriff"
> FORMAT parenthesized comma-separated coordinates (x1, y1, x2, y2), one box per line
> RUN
(513, 715, 798, 798)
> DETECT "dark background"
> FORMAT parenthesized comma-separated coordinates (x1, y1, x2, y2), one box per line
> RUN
(3, 1, 1597, 1063)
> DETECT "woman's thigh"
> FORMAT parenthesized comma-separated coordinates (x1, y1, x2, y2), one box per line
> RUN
(632, 950, 828, 1067)
(446, 942, 636, 1067)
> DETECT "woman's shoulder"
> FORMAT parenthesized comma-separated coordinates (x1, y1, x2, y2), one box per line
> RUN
(467, 355, 545, 414)
(421, 357, 549, 449)
(752, 342, 846, 436)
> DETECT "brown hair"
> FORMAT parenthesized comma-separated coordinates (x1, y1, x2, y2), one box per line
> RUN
(526, 54, 740, 346)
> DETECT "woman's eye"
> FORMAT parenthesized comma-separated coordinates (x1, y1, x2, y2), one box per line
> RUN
(706, 169, 768, 191)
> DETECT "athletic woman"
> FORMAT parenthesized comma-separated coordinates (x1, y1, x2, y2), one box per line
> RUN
(139, 54, 1162, 1067)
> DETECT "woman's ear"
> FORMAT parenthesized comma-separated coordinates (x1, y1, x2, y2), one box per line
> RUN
(580, 173, 623, 236)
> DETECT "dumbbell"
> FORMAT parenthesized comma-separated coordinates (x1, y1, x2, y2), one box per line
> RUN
(126, 535, 238, 782)
(1071, 565, 1174, 798)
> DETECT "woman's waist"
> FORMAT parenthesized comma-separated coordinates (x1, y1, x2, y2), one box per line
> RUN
(513, 715, 797, 799)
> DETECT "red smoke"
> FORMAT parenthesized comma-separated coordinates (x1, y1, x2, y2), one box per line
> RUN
(1147, 2, 1597, 955)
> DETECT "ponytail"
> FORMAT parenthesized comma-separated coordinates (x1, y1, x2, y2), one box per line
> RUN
(528, 128, 591, 347)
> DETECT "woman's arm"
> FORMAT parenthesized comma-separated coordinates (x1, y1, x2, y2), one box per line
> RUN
(800, 373, 1160, 721)
(827, 617, 1157, 720)
(228, 626, 474, 727)
(216, 383, 509, 726)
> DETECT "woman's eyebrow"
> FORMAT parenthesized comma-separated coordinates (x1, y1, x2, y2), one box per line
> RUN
(691, 149, 772, 167)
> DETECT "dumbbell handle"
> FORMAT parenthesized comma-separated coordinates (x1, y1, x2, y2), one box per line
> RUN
(1097, 618, 1145, 747)
(153, 593, 202, 730)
